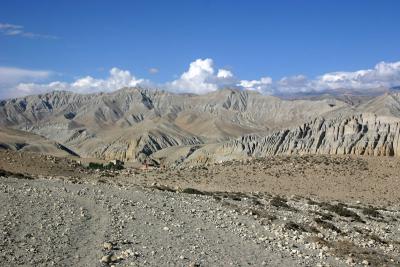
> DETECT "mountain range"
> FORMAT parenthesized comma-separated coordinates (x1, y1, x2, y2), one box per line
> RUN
(1, 87, 400, 166)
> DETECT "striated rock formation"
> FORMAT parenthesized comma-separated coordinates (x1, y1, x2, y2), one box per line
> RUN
(185, 114, 400, 164)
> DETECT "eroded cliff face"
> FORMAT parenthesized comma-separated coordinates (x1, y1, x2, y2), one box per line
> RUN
(0, 88, 348, 162)
(217, 114, 400, 159)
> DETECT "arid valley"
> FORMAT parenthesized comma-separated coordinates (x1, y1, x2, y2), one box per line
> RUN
(2, 1, 400, 266)
(1, 88, 400, 266)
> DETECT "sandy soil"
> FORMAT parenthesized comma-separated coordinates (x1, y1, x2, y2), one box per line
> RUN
(2, 151, 399, 206)
(120, 155, 400, 206)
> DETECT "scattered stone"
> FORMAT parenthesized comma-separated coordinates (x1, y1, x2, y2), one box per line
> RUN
(362, 260, 370, 265)
(103, 242, 113, 250)
(101, 255, 112, 263)
(346, 257, 355, 265)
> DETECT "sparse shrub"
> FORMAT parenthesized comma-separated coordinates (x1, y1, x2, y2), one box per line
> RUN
(326, 203, 364, 222)
(284, 221, 307, 232)
(0, 169, 11, 177)
(312, 211, 334, 221)
(314, 218, 341, 233)
(362, 206, 382, 218)
(270, 195, 297, 211)
(221, 201, 240, 211)
(213, 195, 222, 201)
(110, 162, 124, 170)
(151, 184, 176, 192)
(87, 161, 124, 171)
(181, 188, 206, 195)
(366, 234, 387, 244)
(307, 199, 319, 206)
(306, 236, 330, 247)
(230, 196, 242, 201)
(100, 173, 114, 177)
(270, 195, 289, 207)
(0, 169, 32, 180)
(249, 208, 277, 221)
(331, 240, 390, 266)
(315, 202, 364, 223)
(88, 162, 105, 170)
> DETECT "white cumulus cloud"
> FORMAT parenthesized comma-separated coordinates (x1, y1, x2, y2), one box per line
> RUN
(237, 61, 400, 95)
(313, 61, 400, 90)
(238, 77, 273, 93)
(0, 67, 53, 98)
(2, 59, 400, 99)
(167, 58, 236, 94)
(217, 69, 233, 79)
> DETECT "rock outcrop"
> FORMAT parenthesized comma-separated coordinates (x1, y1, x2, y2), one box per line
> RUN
(207, 114, 400, 161)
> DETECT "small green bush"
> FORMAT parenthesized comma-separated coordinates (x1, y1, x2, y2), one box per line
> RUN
(87, 162, 124, 170)
(88, 162, 104, 169)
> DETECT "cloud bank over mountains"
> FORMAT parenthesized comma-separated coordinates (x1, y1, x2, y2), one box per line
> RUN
(1, 59, 400, 99)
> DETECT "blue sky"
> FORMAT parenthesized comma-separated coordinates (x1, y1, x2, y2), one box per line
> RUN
(1, 0, 400, 98)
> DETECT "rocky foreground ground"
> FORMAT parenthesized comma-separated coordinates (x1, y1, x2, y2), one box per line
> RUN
(0, 150, 400, 266)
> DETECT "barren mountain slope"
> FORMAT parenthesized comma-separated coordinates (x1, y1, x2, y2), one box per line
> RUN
(0, 88, 348, 161)
(0, 127, 79, 157)
(357, 92, 400, 118)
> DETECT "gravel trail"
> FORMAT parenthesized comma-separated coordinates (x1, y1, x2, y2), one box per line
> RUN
(0, 177, 299, 266)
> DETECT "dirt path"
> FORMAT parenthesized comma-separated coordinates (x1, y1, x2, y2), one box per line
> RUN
(0, 177, 300, 266)
(1, 175, 399, 266)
